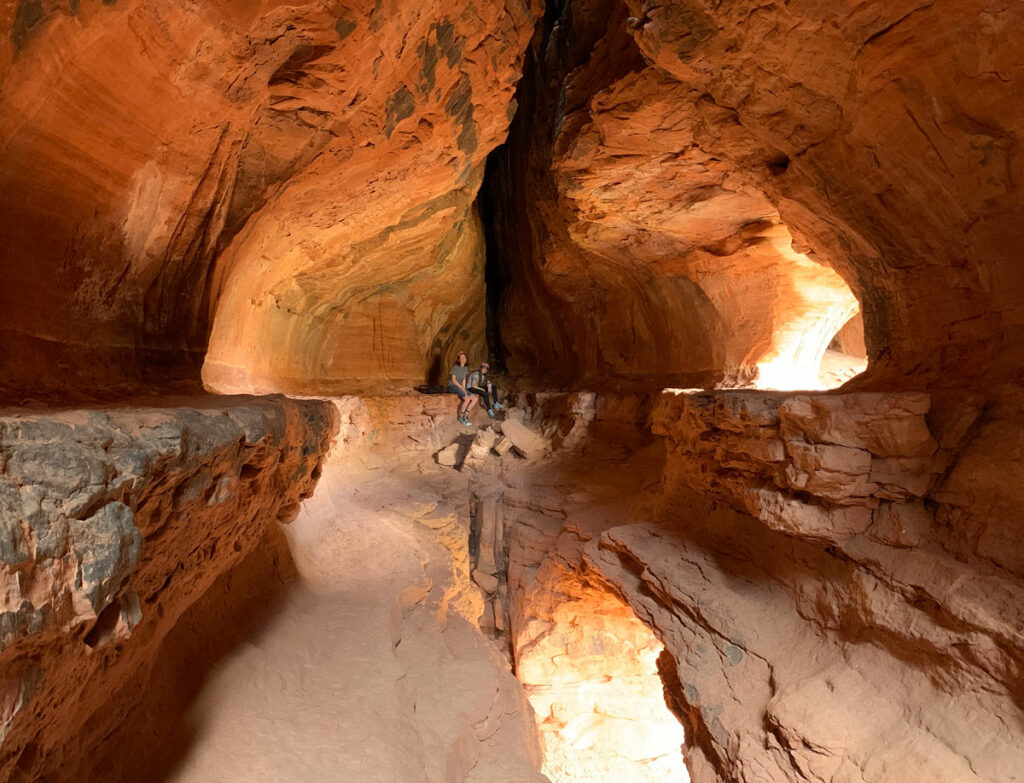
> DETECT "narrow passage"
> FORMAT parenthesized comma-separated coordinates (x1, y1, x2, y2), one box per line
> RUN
(166, 423, 546, 782)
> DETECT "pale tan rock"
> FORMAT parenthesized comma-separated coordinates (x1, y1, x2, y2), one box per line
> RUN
(472, 569, 499, 594)
(737, 486, 873, 540)
(492, 599, 506, 632)
(436, 443, 461, 468)
(869, 501, 932, 548)
(498, 418, 549, 460)
(779, 393, 936, 458)
(475, 500, 501, 574)
(493, 436, 514, 456)
(461, 427, 500, 471)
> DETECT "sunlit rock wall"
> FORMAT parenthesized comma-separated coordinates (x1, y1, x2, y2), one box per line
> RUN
(484, 0, 859, 391)
(0, 395, 336, 781)
(486, 0, 1023, 390)
(487, 392, 1024, 783)
(0, 0, 539, 399)
(585, 389, 1024, 782)
(618, 0, 1024, 387)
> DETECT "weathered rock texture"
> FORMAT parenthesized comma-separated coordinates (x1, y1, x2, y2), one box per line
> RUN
(0, 0, 538, 399)
(463, 392, 1024, 783)
(619, 0, 1024, 388)
(632, 389, 1024, 781)
(484, 0, 858, 390)
(501, 422, 689, 782)
(0, 395, 336, 781)
(485, 0, 1023, 390)
(435, 393, 690, 780)
(83, 393, 547, 783)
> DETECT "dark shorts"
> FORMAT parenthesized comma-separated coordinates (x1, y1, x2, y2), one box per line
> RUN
(447, 381, 468, 400)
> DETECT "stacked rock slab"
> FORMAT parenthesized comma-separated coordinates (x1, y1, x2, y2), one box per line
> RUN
(589, 389, 1024, 782)
(0, 396, 336, 781)
(472, 391, 1024, 783)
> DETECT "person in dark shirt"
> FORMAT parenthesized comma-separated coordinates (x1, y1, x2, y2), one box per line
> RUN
(447, 351, 477, 425)
(467, 362, 503, 418)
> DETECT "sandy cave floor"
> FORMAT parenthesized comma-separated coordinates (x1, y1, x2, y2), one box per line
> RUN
(164, 443, 547, 783)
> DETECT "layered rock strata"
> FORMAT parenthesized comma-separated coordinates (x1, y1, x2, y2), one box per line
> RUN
(450, 391, 1024, 783)
(82, 393, 547, 782)
(609, 389, 1024, 781)
(0, 0, 538, 399)
(619, 0, 1024, 387)
(485, 0, 1023, 390)
(433, 394, 689, 780)
(484, 0, 860, 390)
(0, 395, 336, 781)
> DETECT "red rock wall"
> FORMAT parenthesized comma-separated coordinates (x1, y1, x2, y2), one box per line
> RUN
(621, 0, 1023, 387)
(595, 388, 1024, 781)
(0, 0, 538, 399)
(486, 0, 1023, 390)
(485, 0, 860, 390)
(0, 395, 336, 780)
(493, 392, 1024, 783)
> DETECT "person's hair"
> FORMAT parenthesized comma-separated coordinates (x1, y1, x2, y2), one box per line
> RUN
(457, 352, 467, 366)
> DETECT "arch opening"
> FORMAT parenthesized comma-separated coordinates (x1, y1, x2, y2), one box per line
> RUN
(750, 284, 867, 392)
(512, 572, 689, 782)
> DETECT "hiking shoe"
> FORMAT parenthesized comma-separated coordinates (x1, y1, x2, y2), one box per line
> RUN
(460, 414, 472, 426)
(487, 409, 495, 419)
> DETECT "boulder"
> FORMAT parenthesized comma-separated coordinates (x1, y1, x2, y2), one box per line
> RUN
(436, 443, 461, 468)
(472, 570, 499, 594)
(498, 418, 548, 460)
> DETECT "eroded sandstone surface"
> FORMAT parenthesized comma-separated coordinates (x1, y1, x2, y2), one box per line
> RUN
(1, 0, 1022, 781)
(486, 0, 1022, 390)
(441, 391, 1024, 783)
(79, 395, 548, 783)
(0, 395, 335, 781)
(0, 0, 538, 399)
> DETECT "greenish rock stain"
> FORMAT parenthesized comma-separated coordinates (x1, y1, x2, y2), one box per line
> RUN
(384, 86, 416, 139)
(724, 643, 744, 665)
(335, 18, 357, 41)
(417, 20, 463, 95)
(445, 76, 477, 158)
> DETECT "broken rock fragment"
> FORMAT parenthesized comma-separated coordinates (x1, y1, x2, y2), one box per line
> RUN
(497, 418, 548, 460)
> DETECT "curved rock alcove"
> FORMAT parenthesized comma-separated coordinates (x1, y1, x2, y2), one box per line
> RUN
(1, 1, 1022, 782)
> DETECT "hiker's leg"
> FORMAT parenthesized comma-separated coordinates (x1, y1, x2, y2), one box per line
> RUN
(470, 387, 491, 409)
(448, 382, 468, 416)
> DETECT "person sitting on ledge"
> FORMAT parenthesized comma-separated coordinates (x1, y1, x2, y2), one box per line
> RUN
(467, 362, 503, 418)
(447, 351, 477, 426)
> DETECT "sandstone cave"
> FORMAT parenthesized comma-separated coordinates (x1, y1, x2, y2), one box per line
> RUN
(0, 2, 1021, 782)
